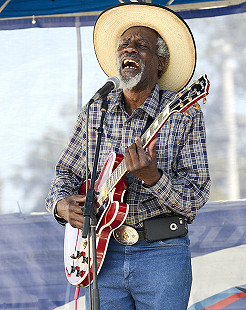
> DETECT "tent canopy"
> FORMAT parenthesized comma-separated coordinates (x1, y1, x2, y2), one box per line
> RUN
(0, 0, 246, 30)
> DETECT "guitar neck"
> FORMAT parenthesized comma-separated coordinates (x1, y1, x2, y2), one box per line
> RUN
(106, 158, 127, 193)
(141, 105, 170, 149)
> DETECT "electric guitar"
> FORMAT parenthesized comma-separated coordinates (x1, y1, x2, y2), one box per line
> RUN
(64, 74, 210, 287)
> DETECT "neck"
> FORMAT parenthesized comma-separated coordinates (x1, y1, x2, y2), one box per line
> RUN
(123, 84, 154, 115)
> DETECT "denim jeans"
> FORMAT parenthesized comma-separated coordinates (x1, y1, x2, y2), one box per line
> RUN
(85, 234, 192, 310)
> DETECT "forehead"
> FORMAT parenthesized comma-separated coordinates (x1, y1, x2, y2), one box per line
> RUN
(120, 26, 158, 43)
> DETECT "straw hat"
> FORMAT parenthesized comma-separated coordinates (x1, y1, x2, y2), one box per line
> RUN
(93, 3, 196, 92)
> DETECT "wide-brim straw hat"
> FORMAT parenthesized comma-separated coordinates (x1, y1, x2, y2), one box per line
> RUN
(93, 3, 196, 92)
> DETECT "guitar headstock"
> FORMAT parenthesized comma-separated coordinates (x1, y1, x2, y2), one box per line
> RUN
(171, 74, 210, 113)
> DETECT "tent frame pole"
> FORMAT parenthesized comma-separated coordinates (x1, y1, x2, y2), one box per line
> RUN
(76, 18, 82, 113)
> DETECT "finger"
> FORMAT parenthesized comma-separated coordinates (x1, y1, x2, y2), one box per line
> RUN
(66, 203, 84, 224)
(134, 137, 145, 153)
(71, 194, 86, 203)
(70, 204, 84, 215)
(148, 137, 158, 158)
(69, 210, 84, 221)
(134, 137, 149, 162)
(125, 143, 137, 167)
(69, 217, 84, 229)
(58, 197, 84, 214)
(66, 196, 86, 211)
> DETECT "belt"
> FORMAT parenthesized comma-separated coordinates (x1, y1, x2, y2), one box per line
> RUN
(113, 215, 187, 246)
(113, 225, 144, 246)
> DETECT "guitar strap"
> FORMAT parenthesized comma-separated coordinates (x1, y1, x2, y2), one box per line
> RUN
(126, 90, 163, 188)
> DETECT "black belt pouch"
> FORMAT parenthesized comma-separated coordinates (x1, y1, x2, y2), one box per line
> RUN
(143, 215, 188, 242)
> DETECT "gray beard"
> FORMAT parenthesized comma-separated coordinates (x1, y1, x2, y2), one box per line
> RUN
(116, 58, 145, 90)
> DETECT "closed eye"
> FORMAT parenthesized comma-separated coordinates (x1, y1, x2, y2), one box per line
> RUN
(137, 43, 148, 48)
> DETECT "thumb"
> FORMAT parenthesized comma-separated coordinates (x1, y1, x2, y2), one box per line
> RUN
(148, 137, 158, 159)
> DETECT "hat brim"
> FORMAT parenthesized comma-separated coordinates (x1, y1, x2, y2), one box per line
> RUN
(93, 3, 196, 92)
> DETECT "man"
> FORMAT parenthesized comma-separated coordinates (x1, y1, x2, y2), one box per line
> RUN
(46, 3, 210, 309)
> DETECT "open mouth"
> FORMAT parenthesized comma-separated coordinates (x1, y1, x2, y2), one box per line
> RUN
(122, 58, 140, 70)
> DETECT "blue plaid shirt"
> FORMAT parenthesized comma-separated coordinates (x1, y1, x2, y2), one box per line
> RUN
(46, 84, 210, 227)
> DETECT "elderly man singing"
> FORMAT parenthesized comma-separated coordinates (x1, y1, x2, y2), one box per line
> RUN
(46, 3, 210, 309)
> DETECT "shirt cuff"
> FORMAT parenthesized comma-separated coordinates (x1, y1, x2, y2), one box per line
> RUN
(142, 168, 170, 197)
(142, 168, 164, 188)
(53, 200, 67, 226)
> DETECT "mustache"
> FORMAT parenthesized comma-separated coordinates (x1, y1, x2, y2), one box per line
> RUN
(119, 53, 141, 63)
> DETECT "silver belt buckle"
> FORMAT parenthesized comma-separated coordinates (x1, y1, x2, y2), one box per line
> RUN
(113, 225, 139, 245)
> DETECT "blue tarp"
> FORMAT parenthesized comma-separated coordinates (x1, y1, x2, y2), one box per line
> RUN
(0, 200, 246, 309)
(0, 0, 246, 30)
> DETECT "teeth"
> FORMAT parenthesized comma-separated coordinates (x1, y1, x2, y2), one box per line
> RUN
(122, 59, 139, 68)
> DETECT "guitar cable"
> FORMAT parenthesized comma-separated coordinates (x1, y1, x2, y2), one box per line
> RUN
(74, 286, 80, 310)
(73, 228, 92, 310)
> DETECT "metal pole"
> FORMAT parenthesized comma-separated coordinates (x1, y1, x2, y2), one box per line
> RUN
(76, 17, 83, 113)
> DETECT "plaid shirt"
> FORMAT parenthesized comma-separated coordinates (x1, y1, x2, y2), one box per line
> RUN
(46, 84, 210, 227)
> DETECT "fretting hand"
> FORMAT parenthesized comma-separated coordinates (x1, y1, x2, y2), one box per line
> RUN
(124, 137, 161, 186)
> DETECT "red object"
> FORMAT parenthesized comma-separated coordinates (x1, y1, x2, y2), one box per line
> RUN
(74, 286, 80, 310)
(203, 292, 246, 309)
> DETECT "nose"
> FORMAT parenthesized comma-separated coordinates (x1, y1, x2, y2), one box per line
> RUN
(123, 42, 138, 54)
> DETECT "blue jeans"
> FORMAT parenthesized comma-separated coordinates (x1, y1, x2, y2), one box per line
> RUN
(85, 234, 192, 310)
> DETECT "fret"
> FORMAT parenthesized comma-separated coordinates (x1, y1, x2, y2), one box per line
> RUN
(106, 160, 127, 193)
(141, 136, 147, 146)
(153, 120, 158, 129)
(158, 115, 163, 125)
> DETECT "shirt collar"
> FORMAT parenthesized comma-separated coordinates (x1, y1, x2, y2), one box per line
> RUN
(107, 83, 160, 119)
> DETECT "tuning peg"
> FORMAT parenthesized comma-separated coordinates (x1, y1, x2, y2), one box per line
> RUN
(203, 98, 207, 104)
(194, 103, 200, 109)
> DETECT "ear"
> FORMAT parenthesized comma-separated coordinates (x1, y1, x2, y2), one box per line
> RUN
(158, 56, 166, 72)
